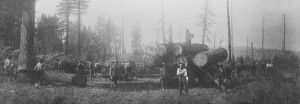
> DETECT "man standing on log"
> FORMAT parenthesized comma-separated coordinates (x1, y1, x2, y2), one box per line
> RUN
(160, 63, 167, 90)
(185, 29, 194, 49)
(177, 63, 188, 95)
(4, 55, 13, 82)
(110, 61, 120, 91)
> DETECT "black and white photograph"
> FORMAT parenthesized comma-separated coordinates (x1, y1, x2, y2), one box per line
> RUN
(0, 0, 300, 104)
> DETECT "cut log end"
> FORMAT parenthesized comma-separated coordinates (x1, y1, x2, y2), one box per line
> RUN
(193, 48, 228, 67)
(193, 54, 208, 67)
(156, 45, 167, 56)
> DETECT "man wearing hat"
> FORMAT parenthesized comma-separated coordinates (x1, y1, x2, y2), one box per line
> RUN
(4, 55, 13, 82)
(177, 63, 188, 95)
(109, 61, 120, 91)
(160, 63, 167, 90)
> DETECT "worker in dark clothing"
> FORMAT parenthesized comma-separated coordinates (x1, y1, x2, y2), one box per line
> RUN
(4, 55, 14, 82)
(177, 63, 188, 95)
(77, 61, 85, 75)
(110, 61, 120, 91)
(160, 63, 167, 90)
(88, 61, 95, 81)
(214, 64, 229, 93)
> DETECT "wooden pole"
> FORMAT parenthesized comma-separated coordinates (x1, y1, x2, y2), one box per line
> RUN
(262, 17, 265, 58)
(121, 2, 125, 59)
(247, 37, 248, 56)
(77, 0, 81, 57)
(161, 0, 165, 44)
(226, 0, 232, 62)
(214, 34, 216, 49)
(231, 2, 234, 60)
(251, 42, 254, 59)
(202, 0, 208, 44)
(283, 14, 286, 52)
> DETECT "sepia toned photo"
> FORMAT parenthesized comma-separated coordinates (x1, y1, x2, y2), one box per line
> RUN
(0, 0, 299, 104)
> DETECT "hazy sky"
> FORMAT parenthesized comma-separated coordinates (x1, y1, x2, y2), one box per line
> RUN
(36, 0, 300, 51)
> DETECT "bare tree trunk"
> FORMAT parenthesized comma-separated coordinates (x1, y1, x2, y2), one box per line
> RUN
(226, 0, 232, 62)
(247, 37, 248, 56)
(262, 17, 264, 58)
(65, 16, 69, 56)
(202, 1, 208, 44)
(161, 0, 165, 44)
(251, 42, 253, 59)
(77, 0, 81, 57)
(18, 0, 36, 82)
(283, 14, 286, 52)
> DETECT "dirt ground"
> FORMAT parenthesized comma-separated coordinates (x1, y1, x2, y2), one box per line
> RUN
(0, 71, 245, 104)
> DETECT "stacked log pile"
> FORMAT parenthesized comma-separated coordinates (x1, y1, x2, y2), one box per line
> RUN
(155, 43, 209, 67)
(155, 44, 175, 57)
(155, 43, 228, 85)
(173, 43, 209, 56)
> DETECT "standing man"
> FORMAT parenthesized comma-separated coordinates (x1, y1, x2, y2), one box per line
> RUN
(4, 55, 13, 82)
(88, 61, 95, 81)
(177, 63, 188, 95)
(185, 29, 194, 49)
(77, 61, 85, 75)
(33, 59, 46, 88)
(160, 63, 167, 90)
(124, 61, 131, 80)
(110, 61, 119, 91)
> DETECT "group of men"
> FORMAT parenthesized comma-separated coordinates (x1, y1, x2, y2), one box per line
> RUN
(108, 61, 135, 91)
(2, 55, 46, 88)
(3, 55, 14, 82)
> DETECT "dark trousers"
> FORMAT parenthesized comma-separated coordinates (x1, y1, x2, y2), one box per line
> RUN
(111, 76, 118, 90)
(31, 70, 45, 85)
(160, 77, 166, 90)
(179, 77, 188, 94)
(6, 69, 15, 82)
(90, 69, 94, 80)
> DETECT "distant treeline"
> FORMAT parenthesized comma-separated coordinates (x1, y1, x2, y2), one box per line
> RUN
(232, 47, 299, 60)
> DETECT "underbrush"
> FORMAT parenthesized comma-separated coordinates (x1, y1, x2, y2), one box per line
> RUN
(236, 68, 300, 104)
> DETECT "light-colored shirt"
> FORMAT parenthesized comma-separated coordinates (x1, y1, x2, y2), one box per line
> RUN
(33, 62, 45, 71)
(4, 59, 12, 69)
(177, 68, 188, 77)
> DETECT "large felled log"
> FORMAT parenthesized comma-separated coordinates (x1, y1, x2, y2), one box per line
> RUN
(173, 43, 209, 56)
(142, 55, 162, 67)
(45, 70, 87, 86)
(155, 44, 174, 57)
(163, 56, 177, 68)
(58, 57, 77, 73)
(193, 48, 228, 67)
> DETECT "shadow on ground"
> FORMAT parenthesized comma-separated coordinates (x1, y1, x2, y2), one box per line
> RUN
(93, 81, 162, 92)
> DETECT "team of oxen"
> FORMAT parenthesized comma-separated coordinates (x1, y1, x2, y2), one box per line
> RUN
(54, 60, 137, 81)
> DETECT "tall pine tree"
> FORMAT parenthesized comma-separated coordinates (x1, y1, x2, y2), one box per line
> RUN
(57, 0, 76, 56)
